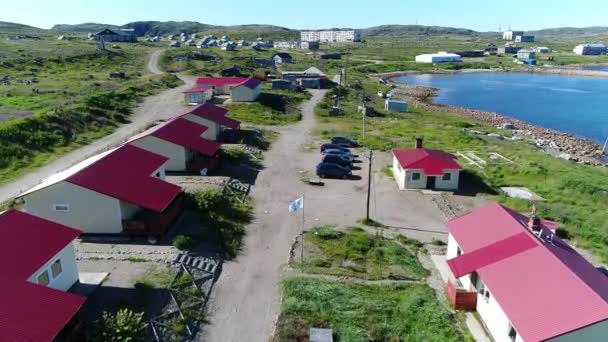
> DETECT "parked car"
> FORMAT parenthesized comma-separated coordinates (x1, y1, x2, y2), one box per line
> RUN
(331, 136, 358, 147)
(320, 143, 351, 153)
(323, 149, 354, 161)
(316, 162, 352, 179)
(321, 154, 352, 168)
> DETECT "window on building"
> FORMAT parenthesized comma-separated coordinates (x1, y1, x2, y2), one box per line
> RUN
(155, 172, 161, 178)
(442, 173, 452, 181)
(412, 172, 421, 181)
(456, 246, 463, 256)
(508, 324, 517, 341)
(37, 271, 50, 286)
(51, 259, 62, 279)
(53, 204, 70, 212)
(483, 289, 491, 303)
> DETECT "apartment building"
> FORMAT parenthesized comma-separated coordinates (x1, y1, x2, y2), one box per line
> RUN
(301, 29, 361, 43)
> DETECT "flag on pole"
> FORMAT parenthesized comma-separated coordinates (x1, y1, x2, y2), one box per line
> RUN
(289, 197, 304, 213)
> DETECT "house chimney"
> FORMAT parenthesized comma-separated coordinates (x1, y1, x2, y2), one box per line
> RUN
(415, 137, 423, 149)
(528, 204, 541, 231)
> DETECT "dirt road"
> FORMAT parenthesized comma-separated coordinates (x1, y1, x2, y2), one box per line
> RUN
(0, 50, 194, 203)
(204, 90, 328, 341)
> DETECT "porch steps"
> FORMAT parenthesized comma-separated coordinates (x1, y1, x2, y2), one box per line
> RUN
(174, 253, 218, 274)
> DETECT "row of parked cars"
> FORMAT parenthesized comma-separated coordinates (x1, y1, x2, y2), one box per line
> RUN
(316, 136, 359, 179)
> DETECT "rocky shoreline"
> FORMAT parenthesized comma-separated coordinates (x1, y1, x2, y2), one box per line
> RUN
(382, 80, 606, 166)
(370, 65, 608, 79)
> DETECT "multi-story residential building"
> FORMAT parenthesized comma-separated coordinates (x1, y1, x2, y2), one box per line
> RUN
(502, 31, 524, 41)
(301, 29, 361, 43)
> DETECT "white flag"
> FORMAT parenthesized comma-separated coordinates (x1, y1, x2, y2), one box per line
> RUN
(289, 197, 304, 213)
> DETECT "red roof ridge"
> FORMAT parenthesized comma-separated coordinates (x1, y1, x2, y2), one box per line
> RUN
(392, 148, 462, 175)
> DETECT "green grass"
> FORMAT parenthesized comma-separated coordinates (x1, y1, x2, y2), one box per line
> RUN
(276, 277, 469, 342)
(0, 36, 182, 184)
(186, 189, 253, 259)
(301, 226, 428, 280)
(314, 64, 608, 263)
(226, 92, 307, 125)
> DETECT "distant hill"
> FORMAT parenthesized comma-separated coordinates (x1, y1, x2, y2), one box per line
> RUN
(530, 26, 608, 40)
(50, 21, 298, 39)
(361, 25, 489, 38)
(51, 22, 121, 33)
(0, 21, 40, 31)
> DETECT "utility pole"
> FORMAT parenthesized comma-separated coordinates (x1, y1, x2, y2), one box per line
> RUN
(366, 150, 373, 221)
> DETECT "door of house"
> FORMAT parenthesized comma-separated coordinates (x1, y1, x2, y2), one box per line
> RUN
(426, 176, 436, 189)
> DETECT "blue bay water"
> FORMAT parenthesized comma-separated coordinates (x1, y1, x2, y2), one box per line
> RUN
(393, 73, 608, 144)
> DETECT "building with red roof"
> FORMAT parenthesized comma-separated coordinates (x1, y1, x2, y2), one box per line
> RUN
(179, 103, 240, 141)
(391, 138, 463, 191)
(0, 209, 86, 340)
(183, 86, 213, 104)
(195, 77, 262, 102)
(445, 203, 608, 342)
(127, 117, 221, 172)
(20, 145, 183, 236)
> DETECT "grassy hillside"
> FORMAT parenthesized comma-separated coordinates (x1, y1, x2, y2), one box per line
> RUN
(362, 24, 488, 38)
(0, 35, 180, 183)
(0, 21, 41, 31)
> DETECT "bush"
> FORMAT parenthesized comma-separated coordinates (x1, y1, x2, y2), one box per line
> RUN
(95, 309, 145, 342)
(173, 234, 197, 250)
(311, 225, 343, 240)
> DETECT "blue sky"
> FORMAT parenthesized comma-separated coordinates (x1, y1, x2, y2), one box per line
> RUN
(3, 0, 607, 31)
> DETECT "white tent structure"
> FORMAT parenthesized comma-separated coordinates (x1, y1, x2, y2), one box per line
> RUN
(415, 52, 462, 63)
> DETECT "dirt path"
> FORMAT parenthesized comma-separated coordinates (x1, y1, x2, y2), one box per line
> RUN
(203, 90, 328, 342)
(0, 50, 195, 204)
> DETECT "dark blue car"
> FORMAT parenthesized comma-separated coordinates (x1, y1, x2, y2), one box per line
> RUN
(316, 162, 352, 179)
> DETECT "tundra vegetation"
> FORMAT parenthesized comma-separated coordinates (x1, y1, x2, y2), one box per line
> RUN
(0, 35, 181, 184)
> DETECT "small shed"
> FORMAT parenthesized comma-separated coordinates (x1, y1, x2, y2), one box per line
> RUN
(169, 41, 181, 48)
(517, 50, 536, 60)
(183, 87, 213, 104)
(231, 78, 262, 102)
(385, 99, 408, 113)
(273, 52, 293, 64)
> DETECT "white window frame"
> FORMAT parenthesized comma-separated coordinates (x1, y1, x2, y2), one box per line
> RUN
(52, 204, 70, 212)
(36, 258, 63, 286)
(411, 172, 421, 181)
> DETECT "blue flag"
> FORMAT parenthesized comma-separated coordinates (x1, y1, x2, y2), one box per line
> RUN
(289, 197, 304, 213)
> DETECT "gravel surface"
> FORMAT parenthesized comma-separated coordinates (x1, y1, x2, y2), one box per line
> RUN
(0, 50, 196, 203)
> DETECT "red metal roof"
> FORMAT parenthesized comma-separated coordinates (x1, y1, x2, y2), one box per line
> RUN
(196, 77, 250, 88)
(0, 210, 85, 341)
(130, 118, 220, 157)
(68, 145, 182, 212)
(0, 210, 81, 279)
(183, 87, 211, 94)
(235, 78, 262, 89)
(0, 277, 86, 341)
(447, 232, 537, 278)
(392, 148, 462, 175)
(448, 203, 608, 341)
(181, 103, 240, 129)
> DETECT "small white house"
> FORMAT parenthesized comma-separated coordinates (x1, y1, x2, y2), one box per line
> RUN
(127, 117, 221, 172)
(230, 78, 262, 102)
(574, 43, 606, 55)
(392, 139, 462, 191)
(415, 52, 462, 63)
(183, 87, 213, 104)
(385, 99, 408, 112)
(180, 103, 241, 141)
(19, 145, 182, 235)
(0, 209, 86, 340)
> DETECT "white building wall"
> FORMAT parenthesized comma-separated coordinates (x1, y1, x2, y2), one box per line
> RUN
(549, 320, 608, 342)
(231, 85, 261, 102)
(392, 156, 406, 190)
(476, 284, 524, 342)
(404, 169, 428, 189)
(130, 136, 188, 171)
(28, 243, 79, 292)
(24, 182, 123, 234)
(182, 114, 219, 140)
(435, 170, 460, 190)
(185, 90, 212, 104)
